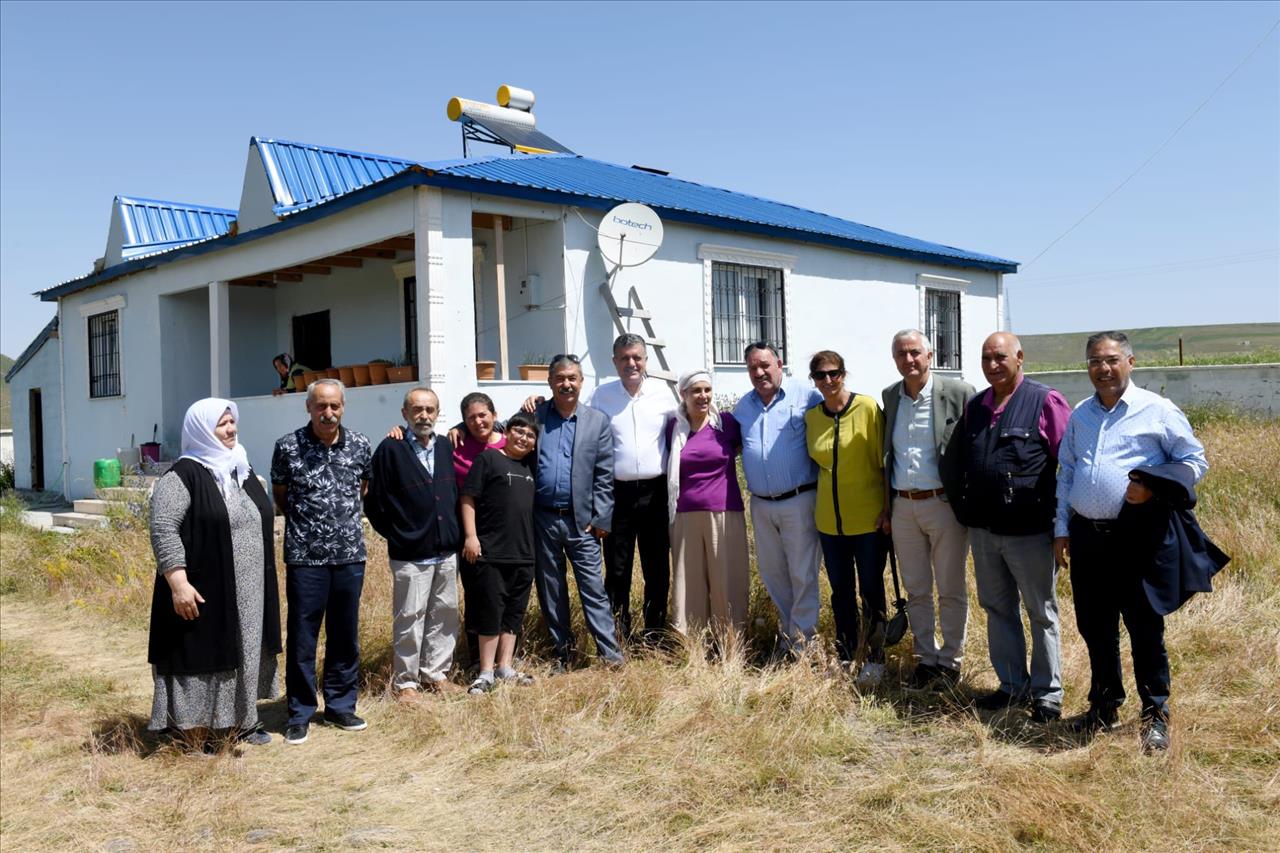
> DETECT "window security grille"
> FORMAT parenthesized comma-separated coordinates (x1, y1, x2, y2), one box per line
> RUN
(925, 289, 962, 370)
(88, 310, 121, 398)
(711, 262, 786, 364)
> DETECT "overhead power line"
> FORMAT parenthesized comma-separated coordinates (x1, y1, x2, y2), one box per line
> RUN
(1019, 248, 1279, 287)
(1021, 17, 1280, 272)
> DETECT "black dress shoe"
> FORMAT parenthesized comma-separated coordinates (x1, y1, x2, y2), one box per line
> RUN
(1140, 716, 1170, 753)
(907, 664, 938, 689)
(973, 689, 1021, 711)
(933, 665, 961, 690)
(1030, 700, 1062, 723)
(1068, 705, 1118, 735)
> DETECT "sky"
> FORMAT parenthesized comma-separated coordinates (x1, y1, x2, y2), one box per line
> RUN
(2, 0, 1277, 359)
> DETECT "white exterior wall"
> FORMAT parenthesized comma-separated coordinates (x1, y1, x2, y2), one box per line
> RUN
(562, 211, 1000, 401)
(1028, 364, 1280, 415)
(6, 338, 63, 491)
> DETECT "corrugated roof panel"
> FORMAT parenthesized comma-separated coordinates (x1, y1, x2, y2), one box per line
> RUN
(254, 137, 415, 215)
(116, 196, 236, 257)
(427, 155, 1014, 268)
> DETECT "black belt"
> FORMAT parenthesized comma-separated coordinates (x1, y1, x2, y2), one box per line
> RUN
(1073, 514, 1119, 534)
(753, 482, 817, 502)
(538, 505, 575, 517)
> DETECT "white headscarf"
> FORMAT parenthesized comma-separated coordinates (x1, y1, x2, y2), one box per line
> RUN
(180, 398, 251, 493)
(666, 369, 720, 524)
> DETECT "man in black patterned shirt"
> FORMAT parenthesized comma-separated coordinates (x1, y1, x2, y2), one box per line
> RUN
(271, 378, 372, 745)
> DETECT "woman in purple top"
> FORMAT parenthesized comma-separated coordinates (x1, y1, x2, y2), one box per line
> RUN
(666, 369, 750, 638)
(452, 392, 507, 481)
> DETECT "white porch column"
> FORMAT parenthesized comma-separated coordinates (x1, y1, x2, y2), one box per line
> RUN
(209, 280, 231, 397)
(414, 187, 446, 391)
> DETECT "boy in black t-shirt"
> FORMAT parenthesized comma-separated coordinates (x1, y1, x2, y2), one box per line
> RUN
(460, 412, 539, 693)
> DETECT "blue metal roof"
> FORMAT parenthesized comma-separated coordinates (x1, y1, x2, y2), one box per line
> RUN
(424, 154, 1016, 270)
(116, 196, 236, 258)
(254, 138, 415, 215)
(39, 136, 1017, 301)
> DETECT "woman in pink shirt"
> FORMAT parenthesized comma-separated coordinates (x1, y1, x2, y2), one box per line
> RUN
(666, 370, 750, 640)
(453, 392, 507, 481)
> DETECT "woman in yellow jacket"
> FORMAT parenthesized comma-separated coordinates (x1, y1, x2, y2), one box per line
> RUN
(804, 350, 888, 686)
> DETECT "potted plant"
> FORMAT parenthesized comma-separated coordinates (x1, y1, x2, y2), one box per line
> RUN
(301, 370, 323, 387)
(351, 363, 372, 387)
(387, 353, 417, 384)
(337, 365, 356, 386)
(475, 360, 497, 380)
(324, 367, 340, 379)
(369, 358, 392, 385)
(518, 352, 551, 382)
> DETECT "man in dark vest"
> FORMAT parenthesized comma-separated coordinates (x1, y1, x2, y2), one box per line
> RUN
(365, 386, 463, 704)
(949, 332, 1072, 722)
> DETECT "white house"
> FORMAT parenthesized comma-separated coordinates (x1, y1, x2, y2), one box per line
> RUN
(26, 135, 1016, 499)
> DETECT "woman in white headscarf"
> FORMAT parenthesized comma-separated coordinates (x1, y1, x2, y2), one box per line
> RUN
(665, 370, 751, 639)
(147, 398, 282, 749)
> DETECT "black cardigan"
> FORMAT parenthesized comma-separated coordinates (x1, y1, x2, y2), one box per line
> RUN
(147, 459, 282, 675)
(364, 434, 461, 561)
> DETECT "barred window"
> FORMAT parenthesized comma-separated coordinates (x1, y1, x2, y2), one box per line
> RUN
(88, 310, 121, 398)
(712, 261, 786, 364)
(925, 289, 961, 370)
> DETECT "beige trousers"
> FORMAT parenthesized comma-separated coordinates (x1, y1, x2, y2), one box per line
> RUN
(891, 495, 970, 670)
(670, 510, 750, 635)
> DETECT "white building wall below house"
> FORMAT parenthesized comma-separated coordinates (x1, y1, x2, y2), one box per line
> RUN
(6, 339, 63, 492)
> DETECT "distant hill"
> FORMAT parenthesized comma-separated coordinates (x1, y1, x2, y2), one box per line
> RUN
(1021, 323, 1280, 370)
(1, 353, 13, 430)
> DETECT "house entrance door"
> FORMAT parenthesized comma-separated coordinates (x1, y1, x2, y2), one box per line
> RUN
(28, 388, 44, 491)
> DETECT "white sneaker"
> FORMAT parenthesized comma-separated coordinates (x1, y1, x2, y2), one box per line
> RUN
(856, 662, 885, 688)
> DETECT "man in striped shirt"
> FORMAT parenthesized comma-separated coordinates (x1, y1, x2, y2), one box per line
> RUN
(1054, 331, 1207, 753)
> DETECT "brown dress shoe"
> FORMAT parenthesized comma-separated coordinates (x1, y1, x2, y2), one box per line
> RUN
(425, 679, 464, 695)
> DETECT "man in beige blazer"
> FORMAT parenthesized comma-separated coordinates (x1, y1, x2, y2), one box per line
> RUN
(879, 329, 974, 689)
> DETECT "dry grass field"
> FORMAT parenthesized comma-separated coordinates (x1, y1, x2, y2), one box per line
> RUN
(1, 410, 1278, 851)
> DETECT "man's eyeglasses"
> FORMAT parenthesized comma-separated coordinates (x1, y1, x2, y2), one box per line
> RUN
(1086, 356, 1125, 369)
(810, 369, 844, 381)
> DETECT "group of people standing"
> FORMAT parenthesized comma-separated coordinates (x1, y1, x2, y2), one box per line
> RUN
(147, 327, 1225, 756)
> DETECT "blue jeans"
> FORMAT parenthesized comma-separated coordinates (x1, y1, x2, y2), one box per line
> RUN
(533, 508, 622, 663)
(818, 531, 887, 663)
(285, 562, 365, 726)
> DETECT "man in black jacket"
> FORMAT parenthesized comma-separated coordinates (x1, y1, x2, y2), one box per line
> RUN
(951, 333, 1072, 722)
(365, 387, 463, 702)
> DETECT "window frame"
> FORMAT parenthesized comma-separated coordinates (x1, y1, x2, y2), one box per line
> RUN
(918, 274, 968, 373)
(699, 244, 797, 368)
(87, 308, 122, 399)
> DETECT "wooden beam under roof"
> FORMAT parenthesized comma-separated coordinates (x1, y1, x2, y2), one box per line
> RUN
(369, 236, 415, 252)
(472, 213, 510, 230)
(274, 272, 303, 283)
(228, 277, 276, 288)
(278, 264, 332, 275)
(345, 247, 398, 259)
(319, 255, 365, 268)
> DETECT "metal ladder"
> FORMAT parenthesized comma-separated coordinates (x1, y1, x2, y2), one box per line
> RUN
(598, 280, 679, 399)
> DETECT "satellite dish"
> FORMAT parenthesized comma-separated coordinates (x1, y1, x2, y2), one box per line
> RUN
(597, 202, 664, 268)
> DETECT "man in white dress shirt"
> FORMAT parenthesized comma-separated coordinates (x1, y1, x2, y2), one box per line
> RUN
(589, 334, 676, 643)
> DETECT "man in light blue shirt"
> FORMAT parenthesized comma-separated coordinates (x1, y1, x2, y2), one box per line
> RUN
(1054, 331, 1207, 753)
(733, 342, 823, 654)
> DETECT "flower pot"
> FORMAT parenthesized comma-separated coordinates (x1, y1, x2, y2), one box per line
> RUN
(387, 365, 416, 383)
(352, 364, 372, 386)
(475, 360, 497, 380)
(519, 364, 549, 382)
(337, 365, 356, 386)
(369, 362, 390, 385)
(301, 370, 322, 387)
(325, 367, 340, 379)
(293, 373, 308, 392)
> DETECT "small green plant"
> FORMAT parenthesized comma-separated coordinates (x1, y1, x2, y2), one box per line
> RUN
(0, 460, 14, 492)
